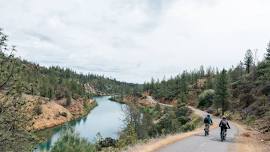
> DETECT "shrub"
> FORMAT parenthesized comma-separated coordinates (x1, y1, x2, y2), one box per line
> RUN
(98, 137, 117, 148)
(224, 111, 233, 120)
(245, 115, 256, 126)
(239, 93, 255, 108)
(198, 89, 215, 108)
(51, 129, 96, 152)
(33, 105, 42, 115)
(116, 124, 137, 148)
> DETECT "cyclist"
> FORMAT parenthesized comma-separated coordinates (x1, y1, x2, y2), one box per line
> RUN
(219, 116, 231, 140)
(204, 114, 213, 135)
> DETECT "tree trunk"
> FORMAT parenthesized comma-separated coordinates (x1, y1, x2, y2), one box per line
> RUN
(221, 100, 225, 116)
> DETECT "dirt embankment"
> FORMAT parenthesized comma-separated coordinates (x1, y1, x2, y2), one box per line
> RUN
(21, 94, 96, 131)
(67, 98, 95, 118)
(31, 102, 73, 130)
(230, 122, 270, 152)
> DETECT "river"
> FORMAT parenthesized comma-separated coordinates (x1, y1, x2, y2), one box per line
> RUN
(34, 96, 127, 152)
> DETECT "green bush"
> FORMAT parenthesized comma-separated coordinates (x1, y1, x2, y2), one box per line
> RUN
(224, 111, 233, 120)
(198, 89, 215, 108)
(33, 105, 42, 115)
(51, 130, 96, 152)
(116, 124, 137, 148)
(245, 115, 256, 126)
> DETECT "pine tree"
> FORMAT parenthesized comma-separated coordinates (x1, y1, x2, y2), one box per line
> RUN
(199, 65, 205, 77)
(239, 61, 244, 77)
(214, 69, 229, 116)
(65, 90, 72, 106)
(244, 49, 253, 73)
(180, 72, 188, 94)
(266, 41, 270, 60)
(0, 29, 17, 90)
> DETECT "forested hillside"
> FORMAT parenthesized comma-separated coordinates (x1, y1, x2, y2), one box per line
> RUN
(142, 66, 210, 104)
(143, 43, 270, 139)
(0, 29, 139, 151)
(11, 60, 138, 99)
(0, 30, 138, 100)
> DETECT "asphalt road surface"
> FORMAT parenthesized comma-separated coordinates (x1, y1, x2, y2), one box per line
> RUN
(157, 108, 238, 152)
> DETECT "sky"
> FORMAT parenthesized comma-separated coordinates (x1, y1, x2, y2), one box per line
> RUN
(1, 0, 270, 83)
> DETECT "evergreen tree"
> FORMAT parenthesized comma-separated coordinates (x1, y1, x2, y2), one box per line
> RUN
(180, 72, 188, 94)
(205, 77, 214, 89)
(0, 29, 17, 90)
(214, 69, 229, 115)
(199, 65, 205, 77)
(65, 90, 72, 106)
(244, 49, 253, 73)
(239, 61, 244, 77)
(266, 41, 270, 61)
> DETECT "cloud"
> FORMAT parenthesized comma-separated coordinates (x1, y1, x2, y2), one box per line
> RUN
(0, 0, 270, 83)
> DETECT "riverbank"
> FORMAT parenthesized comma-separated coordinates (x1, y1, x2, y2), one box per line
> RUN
(34, 96, 127, 152)
(33, 102, 98, 150)
(21, 94, 97, 131)
(109, 96, 126, 104)
(33, 100, 97, 131)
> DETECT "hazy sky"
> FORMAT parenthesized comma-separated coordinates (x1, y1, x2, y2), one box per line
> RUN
(1, 0, 270, 83)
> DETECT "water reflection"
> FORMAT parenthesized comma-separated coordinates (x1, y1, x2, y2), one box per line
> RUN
(34, 96, 127, 152)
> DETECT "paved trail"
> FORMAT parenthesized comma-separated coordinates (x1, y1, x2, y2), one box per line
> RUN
(157, 107, 239, 152)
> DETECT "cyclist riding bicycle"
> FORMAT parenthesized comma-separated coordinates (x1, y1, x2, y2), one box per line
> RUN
(219, 116, 231, 140)
(204, 114, 213, 135)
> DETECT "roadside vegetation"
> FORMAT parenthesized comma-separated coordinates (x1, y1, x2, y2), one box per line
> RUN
(50, 129, 96, 152)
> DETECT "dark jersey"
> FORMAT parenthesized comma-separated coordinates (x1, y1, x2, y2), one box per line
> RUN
(204, 117, 212, 124)
(219, 120, 230, 129)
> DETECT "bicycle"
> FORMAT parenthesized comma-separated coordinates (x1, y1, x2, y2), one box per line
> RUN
(204, 124, 209, 136)
(220, 128, 229, 141)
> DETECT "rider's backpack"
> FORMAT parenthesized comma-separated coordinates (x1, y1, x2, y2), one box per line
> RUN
(204, 117, 209, 123)
(220, 120, 227, 127)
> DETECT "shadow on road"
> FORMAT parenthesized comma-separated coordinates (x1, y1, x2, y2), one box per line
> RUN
(194, 134, 206, 137)
(209, 137, 235, 143)
(194, 133, 237, 144)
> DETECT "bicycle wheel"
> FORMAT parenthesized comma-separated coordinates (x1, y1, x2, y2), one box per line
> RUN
(221, 130, 225, 141)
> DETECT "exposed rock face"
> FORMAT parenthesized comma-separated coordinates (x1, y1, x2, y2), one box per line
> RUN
(137, 96, 158, 107)
(32, 102, 73, 130)
(67, 98, 95, 118)
(14, 94, 96, 131)
(84, 83, 97, 94)
(31, 98, 95, 130)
